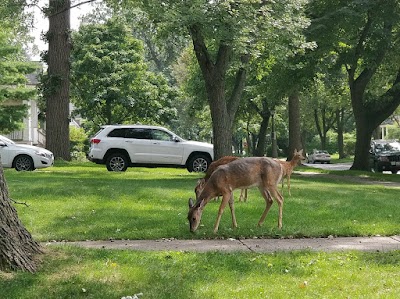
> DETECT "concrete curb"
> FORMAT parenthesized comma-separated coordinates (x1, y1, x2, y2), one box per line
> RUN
(44, 235, 400, 253)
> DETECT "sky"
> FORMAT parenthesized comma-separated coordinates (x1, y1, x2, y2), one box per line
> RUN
(28, 0, 94, 60)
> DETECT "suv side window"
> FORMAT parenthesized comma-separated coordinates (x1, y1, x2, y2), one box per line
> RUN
(151, 129, 173, 141)
(126, 128, 152, 139)
(107, 128, 127, 138)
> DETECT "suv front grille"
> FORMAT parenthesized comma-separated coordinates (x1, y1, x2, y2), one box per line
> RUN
(388, 155, 400, 162)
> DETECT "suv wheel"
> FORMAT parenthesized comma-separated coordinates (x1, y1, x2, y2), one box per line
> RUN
(106, 153, 128, 172)
(14, 155, 34, 171)
(187, 154, 211, 172)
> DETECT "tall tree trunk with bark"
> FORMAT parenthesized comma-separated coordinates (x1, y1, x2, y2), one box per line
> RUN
(336, 108, 346, 159)
(248, 99, 271, 157)
(189, 25, 248, 159)
(45, 0, 71, 160)
(254, 115, 270, 157)
(288, 92, 302, 160)
(0, 166, 42, 273)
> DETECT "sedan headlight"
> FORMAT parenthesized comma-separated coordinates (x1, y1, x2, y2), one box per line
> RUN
(34, 150, 47, 157)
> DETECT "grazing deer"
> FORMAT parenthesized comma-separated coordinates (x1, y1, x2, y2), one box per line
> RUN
(195, 156, 247, 202)
(188, 157, 284, 233)
(275, 149, 305, 196)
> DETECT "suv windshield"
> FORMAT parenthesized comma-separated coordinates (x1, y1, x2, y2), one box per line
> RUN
(375, 141, 400, 152)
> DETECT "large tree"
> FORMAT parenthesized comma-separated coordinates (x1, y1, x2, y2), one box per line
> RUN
(108, 0, 310, 159)
(0, 1, 42, 273)
(41, 0, 71, 160)
(70, 18, 177, 128)
(308, 0, 400, 170)
(0, 166, 42, 272)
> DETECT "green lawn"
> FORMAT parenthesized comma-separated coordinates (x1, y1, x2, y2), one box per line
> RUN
(7, 161, 400, 241)
(1, 161, 399, 299)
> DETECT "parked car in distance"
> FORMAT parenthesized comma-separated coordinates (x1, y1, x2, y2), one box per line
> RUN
(307, 149, 331, 164)
(87, 125, 214, 172)
(369, 139, 400, 174)
(0, 135, 54, 171)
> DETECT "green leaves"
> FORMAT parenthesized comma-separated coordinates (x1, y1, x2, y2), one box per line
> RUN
(0, 29, 39, 133)
(71, 18, 176, 127)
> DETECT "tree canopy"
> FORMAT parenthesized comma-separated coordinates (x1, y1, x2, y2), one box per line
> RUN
(306, 0, 400, 170)
(0, 4, 38, 134)
(70, 18, 177, 130)
(105, 0, 312, 159)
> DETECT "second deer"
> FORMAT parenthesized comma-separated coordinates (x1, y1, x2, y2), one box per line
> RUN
(275, 149, 305, 196)
(188, 157, 284, 233)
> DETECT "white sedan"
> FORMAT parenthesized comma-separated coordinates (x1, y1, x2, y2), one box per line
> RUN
(0, 135, 54, 171)
(307, 149, 331, 164)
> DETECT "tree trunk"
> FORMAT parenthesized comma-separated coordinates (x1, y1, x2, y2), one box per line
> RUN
(336, 108, 346, 159)
(46, 0, 71, 160)
(254, 114, 270, 157)
(0, 166, 42, 273)
(288, 92, 302, 160)
(189, 25, 248, 159)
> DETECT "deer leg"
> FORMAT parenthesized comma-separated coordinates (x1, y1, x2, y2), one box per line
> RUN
(287, 175, 291, 196)
(270, 188, 284, 229)
(228, 194, 238, 229)
(213, 192, 231, 233)
(257, 188, 274, 227)
(239, 189, 247, 202)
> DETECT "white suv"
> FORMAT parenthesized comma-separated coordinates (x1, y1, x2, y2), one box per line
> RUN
(87, 125, 214, 172)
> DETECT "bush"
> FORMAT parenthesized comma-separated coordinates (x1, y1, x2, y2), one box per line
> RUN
(70, 126, 88, 161)
(387, 125, 400, 140)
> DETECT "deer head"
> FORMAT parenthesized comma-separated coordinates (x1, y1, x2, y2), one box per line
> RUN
(294, 149, 306, 161)
(188, 198, 205, 232)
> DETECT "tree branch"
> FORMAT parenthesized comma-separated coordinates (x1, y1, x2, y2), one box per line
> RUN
(48, 0, 98, 17)
(9, 198, 29, 207)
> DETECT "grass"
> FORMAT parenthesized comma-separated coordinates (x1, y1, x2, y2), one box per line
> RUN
(1, 161, 400, 298)
(1, 247, 399, 299)
(6, 161, 400, 240)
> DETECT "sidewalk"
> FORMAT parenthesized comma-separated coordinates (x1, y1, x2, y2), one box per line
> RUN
(46, 235, 400, 253)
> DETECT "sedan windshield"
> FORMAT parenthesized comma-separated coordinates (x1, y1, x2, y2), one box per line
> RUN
(0, 136, 15, 145)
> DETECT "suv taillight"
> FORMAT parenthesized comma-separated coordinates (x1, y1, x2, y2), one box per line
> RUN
(91, 138, 101, 144)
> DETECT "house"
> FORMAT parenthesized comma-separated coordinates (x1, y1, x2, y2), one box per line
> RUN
(5, 70, 46, 146)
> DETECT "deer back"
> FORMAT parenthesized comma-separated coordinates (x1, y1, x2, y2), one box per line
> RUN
(203, 157, 283, 193)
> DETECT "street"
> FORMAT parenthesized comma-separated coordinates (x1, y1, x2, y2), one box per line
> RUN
(304, 162, 399, 174)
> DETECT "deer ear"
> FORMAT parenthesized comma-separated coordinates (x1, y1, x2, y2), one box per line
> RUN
(188, 198, 194, 208)
(199, 199, 206, 209)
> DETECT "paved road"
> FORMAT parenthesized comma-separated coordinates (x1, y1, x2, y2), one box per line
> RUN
(46, 235, 400, 253)
(305, 162, 399, 174)
(305, 162, 352, 171)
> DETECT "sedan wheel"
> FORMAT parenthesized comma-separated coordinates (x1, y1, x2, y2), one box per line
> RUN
(14, 155, 34, 171)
